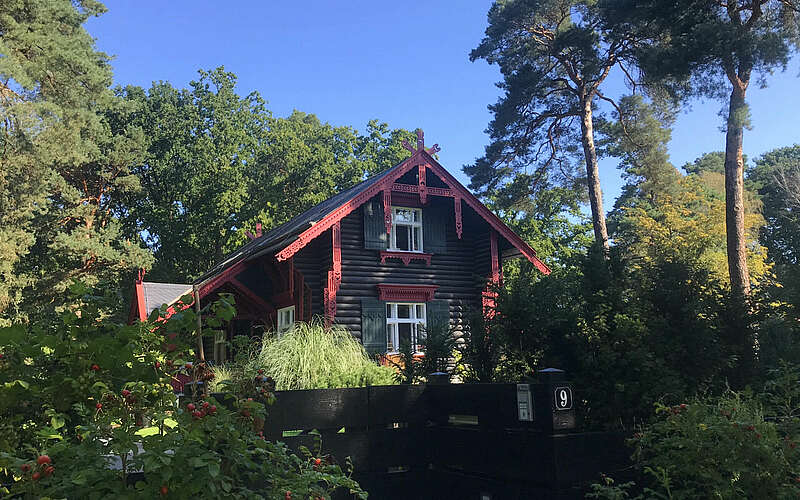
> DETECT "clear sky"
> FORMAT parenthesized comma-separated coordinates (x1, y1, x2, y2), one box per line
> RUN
(86, 1, 800, 210)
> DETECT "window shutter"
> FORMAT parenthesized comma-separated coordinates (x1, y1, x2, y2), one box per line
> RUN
(426, 300, 450, 329)
(423, 206, 447, 254)
(363, 199, 388, 250)
(361, 298, 387, 355)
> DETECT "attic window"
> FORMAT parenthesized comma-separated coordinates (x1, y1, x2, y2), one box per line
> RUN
(390, 207, 422, 252)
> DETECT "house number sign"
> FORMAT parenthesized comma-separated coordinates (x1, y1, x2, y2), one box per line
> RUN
(554, 386, 573, 411)
(516, 384, 533, 421)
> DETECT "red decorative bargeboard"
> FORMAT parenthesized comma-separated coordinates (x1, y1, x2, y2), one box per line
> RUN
(377, 284, 438, 302)
(379, 251, 432, 266)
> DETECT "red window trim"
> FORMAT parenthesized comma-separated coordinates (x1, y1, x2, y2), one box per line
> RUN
(377, 284, 438, 302)
(379, 250, 432, 266)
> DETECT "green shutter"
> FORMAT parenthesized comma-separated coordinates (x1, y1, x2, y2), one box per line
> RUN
(363, 199, 388, 250)
(422, 206, 447, 254)
(361, 298, 387, 355)
(426, 300, 450, 329)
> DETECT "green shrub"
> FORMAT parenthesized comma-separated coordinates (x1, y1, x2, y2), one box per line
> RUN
(256, 320, 396, 390)
(591, 392, 800, 499)
(0, 285, 366, 499)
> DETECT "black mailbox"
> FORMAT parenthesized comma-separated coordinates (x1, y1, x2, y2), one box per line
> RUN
(533, 368, 576, 432)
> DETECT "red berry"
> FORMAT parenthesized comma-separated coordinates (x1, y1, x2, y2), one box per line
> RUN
(0, 353, 4, 359)
(96, 403, 103, 410)
(756, 433, 762, 439)
(21, 463, 30, 473)
(314, 458, 322, 467)
(90, 364, 100, 371)
(285, 492, 292, 500)
(247, 397, 253, 402)
(192, 411, 202, 419)
(44, 466, 54, 476)
(679, 404, 687, 410)
(202, 401, 210, 409)
(160, 485, 169, 496)
(210, 405, 217, 413)
(37, 455, 51, 465)
(187, 403, 196, 411)
(155, 361, 161, 369)
(122, 389, 130, 397)
(185, 363, 192, 370)
(747, 425, 755, 431)
(32, 471, 41, 481)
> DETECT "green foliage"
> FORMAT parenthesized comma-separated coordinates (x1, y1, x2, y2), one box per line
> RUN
(121, 71, 415, 282)
(254, 320, 396, 390)
(456, 313, 502, 383)
(418, 321, 458, 378)
(0, 0, 152, 324)
(468, 0, 629, 249)
(592, 392, 800, 499)
(0, 288, 366, 498)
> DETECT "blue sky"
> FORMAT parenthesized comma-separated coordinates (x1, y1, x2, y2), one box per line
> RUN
(86, 1, 800, 210)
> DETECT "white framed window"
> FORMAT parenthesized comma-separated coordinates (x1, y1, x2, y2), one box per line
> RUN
(389, 207, 423, 252)
(386, 302, 426, 353)
(277, 305, 295, 335)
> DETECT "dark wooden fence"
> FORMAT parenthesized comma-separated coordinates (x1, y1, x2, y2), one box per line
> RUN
(257, 377, 631, 500)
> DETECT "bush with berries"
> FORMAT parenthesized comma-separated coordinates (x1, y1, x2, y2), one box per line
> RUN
(0, 282, 366, 499)
(588, 391, 800, 499)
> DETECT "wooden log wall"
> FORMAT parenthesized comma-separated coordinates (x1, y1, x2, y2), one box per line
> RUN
(335, 195, 485, 340)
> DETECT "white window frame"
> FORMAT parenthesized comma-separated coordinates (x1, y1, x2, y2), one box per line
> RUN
(389, 206, 423, 253)
(277, 305, 295, 335)
(385, 302, 426, 354)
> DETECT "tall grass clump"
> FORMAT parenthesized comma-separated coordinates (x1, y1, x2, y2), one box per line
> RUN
(258, 320, 396, 390)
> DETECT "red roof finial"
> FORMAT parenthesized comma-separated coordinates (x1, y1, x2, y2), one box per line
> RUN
(137, 268, 146, 282)
(401, 129, 441, 156)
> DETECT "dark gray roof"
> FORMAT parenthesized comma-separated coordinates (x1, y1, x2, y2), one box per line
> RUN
(194, 163, 401, 287)
(142, 282, 192, 315)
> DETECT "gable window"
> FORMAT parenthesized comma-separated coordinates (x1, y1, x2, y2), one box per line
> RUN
(390, 207, 423, 252)
(277, 305, 295, 335)
(386, 302, 425, 353)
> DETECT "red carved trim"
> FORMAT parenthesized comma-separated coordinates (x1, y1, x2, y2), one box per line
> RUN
(383, 189, 392, 235)
(427, 186, 454, 197)
(391, 183, 417, 193)
(391, 183, 454, 198)
(130, 280, 147, 322)
(454, 195, 463, 239)
(418, 164, 427, 204)
(272, 139, 550, 275)
(377, 284, 439, 302)
(379, 251, 432, 266)
(325, 222, 342, 325)
(419, 151, 551, 275)
(196, 259, 247, 298)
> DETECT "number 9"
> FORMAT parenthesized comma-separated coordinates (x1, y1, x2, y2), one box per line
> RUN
(559, 390, 567, 407)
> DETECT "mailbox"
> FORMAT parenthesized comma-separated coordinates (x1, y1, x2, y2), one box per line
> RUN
(532, 368, 576, 432)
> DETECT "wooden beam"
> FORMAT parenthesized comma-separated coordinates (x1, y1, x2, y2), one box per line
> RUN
(454, 194, 463, 239)
(418, 163, 427, 204)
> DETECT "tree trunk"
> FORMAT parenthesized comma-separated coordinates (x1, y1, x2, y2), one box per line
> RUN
(724, 85, 751, 298)
(579, 96, 610, 254)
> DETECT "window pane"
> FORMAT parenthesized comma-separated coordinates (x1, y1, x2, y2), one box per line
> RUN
(397, 304, 411, 318)
(387, 324, 395, 352)
(414, 209, 420, 222)
(395, 226, 410, 250)
(398, 323, 412, 346)
(412, 226, 420, 251)
(416, 304, 425, 319)
(415, 324, 426, 350)
(394, 209, 413, 223)
(386, 303, 393, 318)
